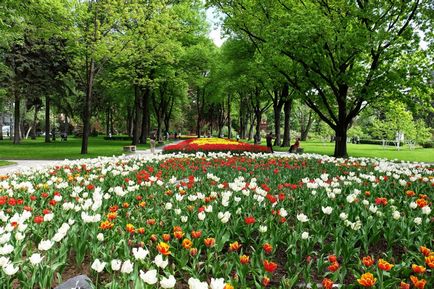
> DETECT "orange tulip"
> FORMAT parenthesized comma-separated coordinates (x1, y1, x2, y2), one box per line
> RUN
(425, 255, 434, 268)
(174, 230, 184, 239)
(125, 223, 135, 233)
(322, 278, 333, 289)
(240, 255, 250, 264)
(399, 281, 410, 289)
(419, 246, 431, 257)
(204, 237, 215, 247)
(99, 220, 114, 230)
(327, 261, 340, 272)
(162, 233, 171, 242)
(189, 247, 198, 256)
(229, 241, 241, 251)
(156, 242, 171, 255)
(182, 238, 193, 249)
(262, 276, 270, 287)
(263, 260, 278, 272)
(328, 255, 337, 262)
(378, 259, 394, 271)
(362, 256, 375, 267)
(223, 284, 234, 289)
(191, 230, 202, 239)
(357, 272, 377, 287)
(410, 275, 427, 289)
(263, 243, 273, 254)
(412, 264, 426, 274)
(136, 227, 145, 234)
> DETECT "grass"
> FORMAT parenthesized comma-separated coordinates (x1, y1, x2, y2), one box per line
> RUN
(272, 141, 434, 163)
(0, 137, 153, 160)
(0, 160, 14, 167)
(0, 136, 432, 163)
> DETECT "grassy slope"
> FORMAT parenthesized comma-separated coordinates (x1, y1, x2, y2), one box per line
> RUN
(0, 137, 151, 160)
(273, 141, 434, 163)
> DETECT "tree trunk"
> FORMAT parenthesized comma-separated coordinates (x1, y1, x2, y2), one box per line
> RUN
(13, 90, 20, 144)
(300, 111, 313, 141)
(254, 109, 261, 144)
(105, 106, 110, 136)
(31, 105, 38, 140)
(45, 96, 51, 143)
(196, 88, 202, 138)
(127, 105, 133, 137)
(109, 108, 114, 135)
(273, 103, 283, 146)
(247, 113, 255, 141)
(140, 87, 150, 144)
(227, 94, 232, 139)
(132, 85, 142, 145)
(81, 58, 95, 154)
(282, 98, 292, 147)
(334, 124, 348, 158)
(0, 111, 3, 140)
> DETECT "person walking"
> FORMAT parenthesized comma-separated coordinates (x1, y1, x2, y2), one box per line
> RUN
(150, 131, 156, 154)
(266, 132, 274, 153)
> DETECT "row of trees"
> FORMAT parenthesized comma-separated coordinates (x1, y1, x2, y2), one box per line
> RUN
(207, 0, 434, 157)
(1, 0, 433, 157)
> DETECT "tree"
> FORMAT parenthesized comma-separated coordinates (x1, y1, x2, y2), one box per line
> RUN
(209, 0, 433, 157)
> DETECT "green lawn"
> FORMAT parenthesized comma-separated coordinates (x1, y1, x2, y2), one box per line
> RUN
(0, 137, 153, 160)
(272, 141, 434, 163)
(0, 160, 14, 167)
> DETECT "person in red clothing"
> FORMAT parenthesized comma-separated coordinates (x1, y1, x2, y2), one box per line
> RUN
(289, 138, 301, 153)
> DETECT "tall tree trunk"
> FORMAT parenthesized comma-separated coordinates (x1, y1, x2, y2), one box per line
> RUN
(81, 58, 95, 154)
(255, 112, 261, 143)
(247, 113, 255, 141)
(281, 98, 293, 147)
(127, 105, 133, 137)
(132, 85, 142, 145)
(106, 106, 110, 136)
(0, 111, 3, 140)
(196, 88, 202, 138)
(13, 90, 20, 144)
(300, 111, 313, 141)
(31, 106, 38, 140)
(227, 94, 232, 139)
(140, 87, 150, 144)
(109, 108, 114, 135)
(334, 124, 348, 158)
(45, 96, 51, 143)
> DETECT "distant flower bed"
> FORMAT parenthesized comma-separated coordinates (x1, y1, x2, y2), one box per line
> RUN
(163, 138, 270, 154)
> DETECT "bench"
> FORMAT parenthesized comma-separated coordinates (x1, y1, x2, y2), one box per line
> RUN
(123, 145, 136, 152)
(289, 148, 304, 154)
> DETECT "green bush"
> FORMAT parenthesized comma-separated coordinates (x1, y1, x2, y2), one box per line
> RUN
(421, 141, 433, 148)
(359, 139, 404, 146)
(103, 136, 132, 141)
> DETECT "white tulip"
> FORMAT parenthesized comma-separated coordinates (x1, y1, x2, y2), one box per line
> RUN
(121, 259, 134, 274)
(160, 275, 176, 288)
(29, 253, 44, 265)
(111, 259, 121, 271)
(91, 259, 106, 273)
(140, 269, 158, 284)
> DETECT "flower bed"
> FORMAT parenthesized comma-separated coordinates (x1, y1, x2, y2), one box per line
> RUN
(0, 153, 432, 289)
(163, 138, 270, 154)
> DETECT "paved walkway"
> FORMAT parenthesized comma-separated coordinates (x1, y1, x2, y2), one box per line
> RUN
(0, 143, 170, 176)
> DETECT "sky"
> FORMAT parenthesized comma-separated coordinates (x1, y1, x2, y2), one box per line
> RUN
(206, 7, 225, 47)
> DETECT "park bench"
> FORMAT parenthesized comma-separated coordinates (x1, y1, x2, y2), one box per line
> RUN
(289, 148, 304, 154)
(123, 145, 136, 152)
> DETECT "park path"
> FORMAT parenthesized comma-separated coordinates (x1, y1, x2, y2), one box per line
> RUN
(0, 142, 174, 176)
